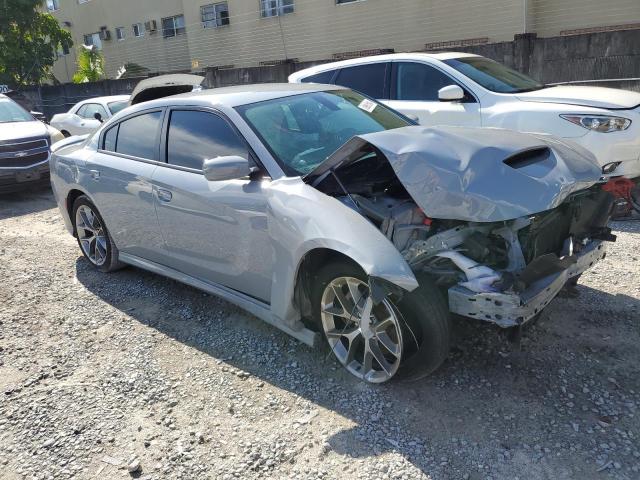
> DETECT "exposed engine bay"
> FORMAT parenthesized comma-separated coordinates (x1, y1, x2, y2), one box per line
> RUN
(309, 141, 616, 327)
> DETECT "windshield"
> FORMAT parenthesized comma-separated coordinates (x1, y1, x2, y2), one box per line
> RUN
(236, 90, 410, 175)
(107, 101, 128, 115)
(444, 57, 544, 93)
(0, 98, 34, 123)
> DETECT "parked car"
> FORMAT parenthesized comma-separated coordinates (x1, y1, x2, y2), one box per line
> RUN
(289, 53, 640, 179)
(50, 83, 615, 383)
(0, 94, 64, 194)
(50, 95, 130, 137)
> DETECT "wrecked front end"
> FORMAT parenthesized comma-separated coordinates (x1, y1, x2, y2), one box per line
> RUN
(307, 126, 616, 328)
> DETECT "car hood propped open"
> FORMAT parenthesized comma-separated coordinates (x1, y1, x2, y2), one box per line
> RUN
(129, 74, 205, 105)
(311, 125, 604, 223)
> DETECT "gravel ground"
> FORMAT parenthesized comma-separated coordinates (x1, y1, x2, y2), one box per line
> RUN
(0, 188, 639, 480)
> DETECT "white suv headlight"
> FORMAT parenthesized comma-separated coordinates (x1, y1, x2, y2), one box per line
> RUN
(560, 114, 631, 133)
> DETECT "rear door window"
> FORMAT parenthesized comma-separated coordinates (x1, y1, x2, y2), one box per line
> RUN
(103, 124, 118, 151)
(393, 62, 463, 101)
(166, 110, 248, 170)
(115, 111, 163, 160)
(78, 103, 108, 119)
(333, 63, 389, 99)
(300, 70, 337, 84)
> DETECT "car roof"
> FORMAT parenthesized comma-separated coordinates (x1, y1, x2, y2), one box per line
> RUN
(77, 95, 130, 106)
(289, 52, 481, 80)
(132, 83, 344, 110)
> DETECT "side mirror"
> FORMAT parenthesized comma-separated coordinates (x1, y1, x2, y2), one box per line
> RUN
(438, 85, 465, 102)
(93, 112, 103, 123)
(203, 156, 251, 182)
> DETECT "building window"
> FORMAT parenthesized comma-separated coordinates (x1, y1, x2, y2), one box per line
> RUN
(132, 23, 144, 37)
(115, 27, 125, 40)
(201, 3, 230, 28)
(261, 0, 294, 17)
(46, 0, 60, 11)
(162, 15, 186, 38)
(83, 33, 102, 50)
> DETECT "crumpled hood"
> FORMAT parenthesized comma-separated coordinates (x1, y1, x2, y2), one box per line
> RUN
(516, 85, 640, 110)
(324, 125, 604, 223)
(0, 120, 48, 142)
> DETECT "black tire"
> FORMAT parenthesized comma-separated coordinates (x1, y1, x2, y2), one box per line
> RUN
(311, 261, 450, 382)
(72, 195, 124, 273)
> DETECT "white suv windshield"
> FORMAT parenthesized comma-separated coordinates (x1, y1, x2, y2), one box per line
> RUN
(0, 99, 34, 123)
(444, 57, 544, 94)
(236, 90, 409, 176)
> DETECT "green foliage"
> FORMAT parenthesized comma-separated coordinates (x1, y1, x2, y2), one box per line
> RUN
(72, 45, 105, 83)
(0, 0, 73, 86)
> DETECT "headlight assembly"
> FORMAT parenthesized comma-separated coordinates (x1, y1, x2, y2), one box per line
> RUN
(560, 114, 631, 133)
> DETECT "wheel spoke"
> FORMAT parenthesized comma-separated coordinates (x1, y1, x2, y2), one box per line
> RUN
(366, 339, 394, 376)
(324, 326, 359, 340)
(358, 295, 373, 324)
(345, 278, 363, 310)
(331, 284, 356, 316)
(322, 304, 355, 320)
(79, 209, 94, 233)
(345, 334, 363, 365)
(373, 316, 394, 333)
(376, 331, 401, 358)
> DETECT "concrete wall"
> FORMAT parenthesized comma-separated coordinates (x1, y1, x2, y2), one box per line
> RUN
(456, 30, 640, 86)
(48, 0, 640, 83)
(20, 27, 640, 120)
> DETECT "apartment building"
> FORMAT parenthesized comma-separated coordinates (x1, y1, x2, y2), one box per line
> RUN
(46, 0, 640, 83)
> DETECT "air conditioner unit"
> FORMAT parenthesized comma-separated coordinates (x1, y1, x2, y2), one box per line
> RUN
(145, 20, 157, 32)
(99, 29, 112, 41)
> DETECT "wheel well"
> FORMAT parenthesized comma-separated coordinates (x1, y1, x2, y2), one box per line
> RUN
(66, 189, 86, 235)
(293, 248, 363, 321)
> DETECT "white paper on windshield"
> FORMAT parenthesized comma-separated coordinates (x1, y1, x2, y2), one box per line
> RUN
(358, 99, 377, 113)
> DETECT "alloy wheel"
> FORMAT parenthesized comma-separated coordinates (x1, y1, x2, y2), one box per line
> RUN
(75, 205, 108, 266)
(320, 276, 403, 383)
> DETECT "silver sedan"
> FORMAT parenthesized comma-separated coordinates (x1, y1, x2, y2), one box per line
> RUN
(50, 83, 614, 383)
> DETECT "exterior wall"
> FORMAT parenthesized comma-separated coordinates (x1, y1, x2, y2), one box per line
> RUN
(50, 0, 191, 82)
(183, 0, 525, 70)
(47, 0, 640, 83)
(531, 0, 640, 36)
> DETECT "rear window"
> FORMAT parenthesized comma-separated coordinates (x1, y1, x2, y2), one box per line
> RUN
(114, 111, 162, 160)
(108, 101, 128, 115)
(334, 63, 388, 99)
(300, 70, 336, 84)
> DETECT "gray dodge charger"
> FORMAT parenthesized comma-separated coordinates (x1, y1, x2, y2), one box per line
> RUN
(50, 83, 615, 383)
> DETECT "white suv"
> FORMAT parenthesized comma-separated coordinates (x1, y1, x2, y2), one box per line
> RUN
(290, 53, 640, 179)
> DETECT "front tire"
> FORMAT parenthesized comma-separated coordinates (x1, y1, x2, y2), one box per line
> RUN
(311, 262, 450, 383)
(72, 196, 124, 272)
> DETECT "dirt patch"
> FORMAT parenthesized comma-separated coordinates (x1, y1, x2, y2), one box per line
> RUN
(1, 189, 639, 479)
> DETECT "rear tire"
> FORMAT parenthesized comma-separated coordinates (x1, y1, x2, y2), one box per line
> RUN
(72, 195, 124, 273)
(311, 262, 450, 383)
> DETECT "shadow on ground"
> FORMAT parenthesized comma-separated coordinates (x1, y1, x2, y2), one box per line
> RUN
(0, 187, 56, 220)
(74, 256, 640, 478)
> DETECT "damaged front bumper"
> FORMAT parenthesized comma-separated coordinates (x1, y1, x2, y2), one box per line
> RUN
(447, 239, 608, 327)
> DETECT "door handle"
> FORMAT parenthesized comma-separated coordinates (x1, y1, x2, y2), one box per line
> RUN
(89, 169, 100, 180)
(157, 188, 172, 202)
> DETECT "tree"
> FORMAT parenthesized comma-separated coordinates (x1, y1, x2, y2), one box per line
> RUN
(72, 45, 105, 83)
(0, 0, 73, 86)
